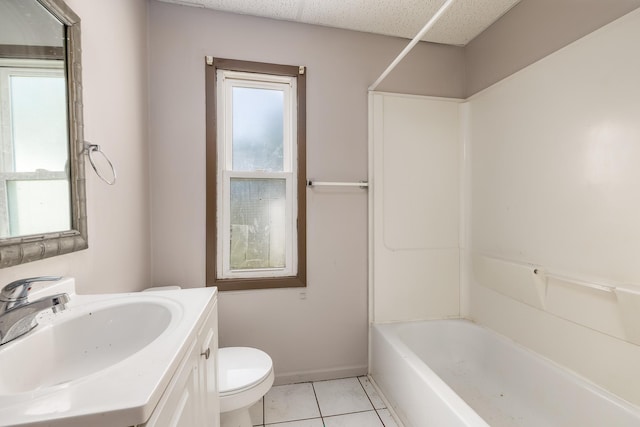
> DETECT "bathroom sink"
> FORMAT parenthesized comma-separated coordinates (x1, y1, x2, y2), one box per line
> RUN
(0, 280, 217, 427)
(0, 300, 173, 394)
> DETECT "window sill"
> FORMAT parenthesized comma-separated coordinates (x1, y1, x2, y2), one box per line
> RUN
(209, 275, 306, 292)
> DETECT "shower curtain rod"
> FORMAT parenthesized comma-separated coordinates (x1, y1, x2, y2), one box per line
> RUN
(368, 0, 456, 91)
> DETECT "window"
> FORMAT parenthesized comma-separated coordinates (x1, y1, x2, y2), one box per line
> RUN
(0, 58, 70, 238)
(206, 58, 306, 291)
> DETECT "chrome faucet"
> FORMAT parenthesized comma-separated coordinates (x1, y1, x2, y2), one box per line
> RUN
(0, 276, 69, 346)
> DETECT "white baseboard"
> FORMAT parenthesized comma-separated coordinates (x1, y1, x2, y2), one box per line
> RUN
(274, 365, 367, 386)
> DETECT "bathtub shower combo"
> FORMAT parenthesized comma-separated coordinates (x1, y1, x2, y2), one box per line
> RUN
(370, 320, 640, 427)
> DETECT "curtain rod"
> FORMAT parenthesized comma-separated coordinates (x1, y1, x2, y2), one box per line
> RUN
(368, 0, 457, 91)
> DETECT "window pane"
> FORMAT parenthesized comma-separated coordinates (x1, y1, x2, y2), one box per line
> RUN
(10, 75, 68, 172)
(6, 179, 70, 237)
(230, 178, 286, 270)
(232, 86, 284, 172)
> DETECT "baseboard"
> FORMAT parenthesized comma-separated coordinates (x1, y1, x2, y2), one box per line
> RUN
(274, 364, 368, 385)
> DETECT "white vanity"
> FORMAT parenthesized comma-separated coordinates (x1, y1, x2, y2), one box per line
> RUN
(0, 278, 220, 427)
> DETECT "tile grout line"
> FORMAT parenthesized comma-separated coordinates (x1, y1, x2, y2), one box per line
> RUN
(358, 376, 388, 427)
(357, 376, 378, 409)
(310, 380, 325, 424)
(322, 409, 385, 419)
(264, 415, 323, 426)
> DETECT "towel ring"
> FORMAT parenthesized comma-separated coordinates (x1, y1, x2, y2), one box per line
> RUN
(84, 142, 116, 185)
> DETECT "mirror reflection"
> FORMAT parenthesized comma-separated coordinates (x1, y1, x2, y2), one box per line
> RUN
(0, 0, 71, 238)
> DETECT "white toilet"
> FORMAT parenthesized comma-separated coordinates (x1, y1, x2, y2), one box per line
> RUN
(218, 347, 274, 427)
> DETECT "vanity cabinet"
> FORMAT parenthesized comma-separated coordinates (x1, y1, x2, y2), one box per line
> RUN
(141, 299, 219, 427)
(0, 285, 219, 427)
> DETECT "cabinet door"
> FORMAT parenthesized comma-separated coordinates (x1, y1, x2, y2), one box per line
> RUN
(167, 362, 200, 427)
(142, 299, 219, 427)
(143, 340, 200, 427)
(199, 307, 219, 427)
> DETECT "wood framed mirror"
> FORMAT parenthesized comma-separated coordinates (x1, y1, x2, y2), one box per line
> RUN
(0, 0, 87, 268)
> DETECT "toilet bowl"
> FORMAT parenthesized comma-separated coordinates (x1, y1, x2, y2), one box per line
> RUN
(218, 347, 274, 427)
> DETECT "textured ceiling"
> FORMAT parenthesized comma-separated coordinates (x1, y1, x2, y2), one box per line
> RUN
(158, 0, 522, 46)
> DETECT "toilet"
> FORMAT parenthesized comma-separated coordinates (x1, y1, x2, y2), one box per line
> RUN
(218, 347, 274, 427)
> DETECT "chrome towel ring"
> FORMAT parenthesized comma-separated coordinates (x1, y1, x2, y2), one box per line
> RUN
(84, 142, 116, 185)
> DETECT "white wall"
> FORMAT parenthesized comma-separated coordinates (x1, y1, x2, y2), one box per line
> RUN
(0, 0, 151, 294)
(370, 93, 461, 322)
(467, 9, 640, 405)
(147, 1, 465, 383)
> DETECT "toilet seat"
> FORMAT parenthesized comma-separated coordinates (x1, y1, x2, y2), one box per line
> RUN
(218, 347, 273, 396)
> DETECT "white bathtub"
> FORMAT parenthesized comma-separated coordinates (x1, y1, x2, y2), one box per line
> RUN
(370, 319, 640, 427)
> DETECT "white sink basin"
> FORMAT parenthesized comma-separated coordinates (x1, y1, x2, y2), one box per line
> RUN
(0, 301, 172, 394)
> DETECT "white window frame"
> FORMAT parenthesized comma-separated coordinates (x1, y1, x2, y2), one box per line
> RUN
(0, 59, 68, 238)
(216, 69, 298, 279)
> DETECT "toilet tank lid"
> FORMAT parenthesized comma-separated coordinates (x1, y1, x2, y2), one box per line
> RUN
(143, 286, 181, 292)
(218, 347, 273, 394)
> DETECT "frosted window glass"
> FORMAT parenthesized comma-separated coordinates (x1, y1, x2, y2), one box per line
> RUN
(10, 75, 68, 172)
(6, 180, 70, 237)
(232, 87, 284, 172)
(230, 178, 286, 270)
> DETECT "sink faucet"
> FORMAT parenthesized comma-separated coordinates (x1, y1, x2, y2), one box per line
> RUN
(0, 276, 69, 346)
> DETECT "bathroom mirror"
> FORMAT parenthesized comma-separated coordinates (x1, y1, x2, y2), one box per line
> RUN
(0, 0, 87, 268)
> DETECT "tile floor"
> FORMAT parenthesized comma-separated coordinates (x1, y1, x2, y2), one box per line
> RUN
(249, 376, 399, 427)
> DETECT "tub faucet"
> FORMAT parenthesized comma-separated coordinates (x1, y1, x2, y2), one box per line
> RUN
(0, 276, 69, 346)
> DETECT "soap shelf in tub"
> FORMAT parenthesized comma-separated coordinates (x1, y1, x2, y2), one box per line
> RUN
(472, 254, 640, 345)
